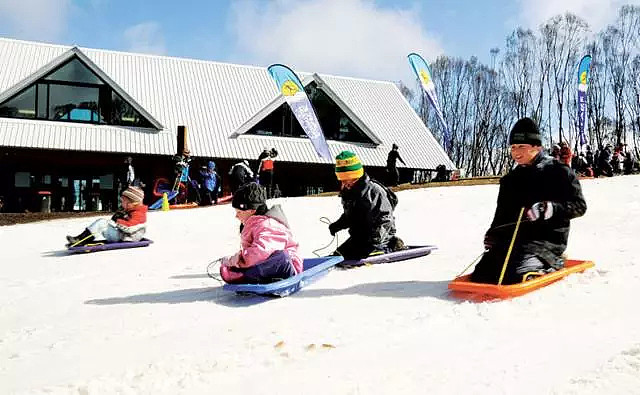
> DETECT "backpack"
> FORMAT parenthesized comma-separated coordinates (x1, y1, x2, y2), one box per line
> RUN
(370, 178, 398, 209)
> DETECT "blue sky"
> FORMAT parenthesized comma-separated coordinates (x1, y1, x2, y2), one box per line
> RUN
(0, 0, 635, 83)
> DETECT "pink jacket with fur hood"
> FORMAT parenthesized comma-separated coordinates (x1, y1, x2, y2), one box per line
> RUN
(237, 205, 303, 273)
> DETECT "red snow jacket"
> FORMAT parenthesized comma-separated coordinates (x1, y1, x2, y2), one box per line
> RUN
(115, 204, 148, 241)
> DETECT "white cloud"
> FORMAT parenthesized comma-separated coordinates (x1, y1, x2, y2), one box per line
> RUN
(516, 0, 640, 32)
(0, 0, 71, 41)
(228, 0, 443, 83)
(123, 22, 167, 55)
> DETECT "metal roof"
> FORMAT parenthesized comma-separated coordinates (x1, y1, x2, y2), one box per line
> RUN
(0, 37, 454, 169)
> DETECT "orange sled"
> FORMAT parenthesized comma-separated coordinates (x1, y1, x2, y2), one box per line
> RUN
(169, 202, 199, 209)
(449, 259, 595, 301)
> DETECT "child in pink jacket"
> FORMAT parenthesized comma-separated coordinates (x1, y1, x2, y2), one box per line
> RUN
(220, 182, 303, 284)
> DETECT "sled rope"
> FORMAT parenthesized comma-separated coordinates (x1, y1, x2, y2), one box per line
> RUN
(456, 251, 486, 277)
(206, 258, 224, 283)
(498, 207, 525, 286)
(312, 217, 339, 257)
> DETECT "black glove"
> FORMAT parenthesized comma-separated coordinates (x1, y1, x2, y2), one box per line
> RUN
(111, 210, 127, 221)
(484, 233, 495, 250)
(328, 222, 341, 236)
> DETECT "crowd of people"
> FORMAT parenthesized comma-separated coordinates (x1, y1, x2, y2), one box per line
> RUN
(552, 142, 639, 178)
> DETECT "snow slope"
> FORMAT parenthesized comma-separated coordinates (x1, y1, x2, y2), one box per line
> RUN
(1, 175, 639, 394)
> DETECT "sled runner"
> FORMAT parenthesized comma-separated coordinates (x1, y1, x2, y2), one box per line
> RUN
(223, 256, 344, 297)
(448, 259, 595, 300)
(67, 238, 153, 253)
(337, 245, 437, 268)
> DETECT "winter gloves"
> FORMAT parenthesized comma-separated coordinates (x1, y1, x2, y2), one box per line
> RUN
(111, 210, 128, 222)
(221, 252, 242, 268)
(527, 201, 554, 221)
(328, 222, 342, 236)
(484, 233, 495, 250)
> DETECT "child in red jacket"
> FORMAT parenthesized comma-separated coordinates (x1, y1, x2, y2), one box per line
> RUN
(66, 186, 148, 247)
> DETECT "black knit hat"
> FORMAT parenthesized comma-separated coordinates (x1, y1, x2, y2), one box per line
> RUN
(509, 117, 542, 146)
(232, 182, 267, 210)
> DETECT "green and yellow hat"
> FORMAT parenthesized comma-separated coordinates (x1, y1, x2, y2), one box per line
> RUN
(335, 151, 364, 181)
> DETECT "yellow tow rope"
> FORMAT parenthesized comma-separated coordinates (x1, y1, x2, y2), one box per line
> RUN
(497, 207, 525, 285)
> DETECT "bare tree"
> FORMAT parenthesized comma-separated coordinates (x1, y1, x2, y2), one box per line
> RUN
(543, 13, 589, 143)
(586, 37, 609, 149)
(503, 28, 536, 119)
(604, 5, 640, 146)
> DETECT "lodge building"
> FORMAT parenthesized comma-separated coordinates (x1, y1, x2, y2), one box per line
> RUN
(0, 37, 454, 213)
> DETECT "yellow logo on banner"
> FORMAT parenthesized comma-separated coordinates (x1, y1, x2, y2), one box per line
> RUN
(419, 70, 431, 85)
(580, 71, 588, 84)
(281, 80, 299, 96)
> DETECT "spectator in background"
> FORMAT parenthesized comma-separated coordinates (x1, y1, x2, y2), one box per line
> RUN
(623, 152, 635, 175)
(198, 161, 221, 205)
(599, 144, 614, 177)
(559, 141, 572, 167)
(257, 147, 276, 198)
(550, 144, 561, 161)
(585, 145, 594, 168)
(386, 143, 406, 186)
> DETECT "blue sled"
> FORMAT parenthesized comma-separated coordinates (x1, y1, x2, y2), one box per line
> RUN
(67, 238, 153, 253)
(149, 191, 179, 210)
(223, 256, 344, 297)
(338, 245, 437, 268)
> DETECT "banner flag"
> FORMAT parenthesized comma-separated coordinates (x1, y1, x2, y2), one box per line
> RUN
(577, 55, 592, 147)
(408, 53, 451, 149)
(267, 64, 332, 161)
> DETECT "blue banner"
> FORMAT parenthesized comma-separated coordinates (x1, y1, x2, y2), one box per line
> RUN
(577, 55, 592, 147)
(267, 64, 332, 161)
(408, 53, 450, 149)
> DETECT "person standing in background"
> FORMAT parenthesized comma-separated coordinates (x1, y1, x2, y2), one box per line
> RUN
(386, 143, 406, 186)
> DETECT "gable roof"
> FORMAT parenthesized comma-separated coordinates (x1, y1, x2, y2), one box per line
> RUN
(0, 37, 455, 169)
(230, 73, 383, 145)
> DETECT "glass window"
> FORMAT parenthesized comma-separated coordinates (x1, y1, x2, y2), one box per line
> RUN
(37, 84, 48, 118)
(44, 58, 104, 85)
(49, 85, 102, 122)
(110, 91, 153, 127)
(0, 56, 156, 129)
(245, 82, 374, 144)
(0, 86, 36, 119)
(14, 172, 31, 187)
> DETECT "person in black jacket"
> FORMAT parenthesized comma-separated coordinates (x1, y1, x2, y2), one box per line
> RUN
(328, 151, 404, 260)
(471, 117, 587, 285)
(386, 143, 406, 186)
(228, 160, 255, 194)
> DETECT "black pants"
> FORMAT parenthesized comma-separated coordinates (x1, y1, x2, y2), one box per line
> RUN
(470, 248, 553, 285)
(335, 236, 394, 260)
(387, 167, 399, 186)
(259, 171, 273, 197)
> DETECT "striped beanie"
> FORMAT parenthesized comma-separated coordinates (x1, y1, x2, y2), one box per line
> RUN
(122, 186, 144, 203)
(335, 151, 364, 181)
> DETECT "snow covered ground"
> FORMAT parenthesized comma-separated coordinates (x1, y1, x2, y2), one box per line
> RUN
(1, 175, 639, 394)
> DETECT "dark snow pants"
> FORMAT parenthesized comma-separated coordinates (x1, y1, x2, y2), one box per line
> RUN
(470, 248, 559, 285)
(230, 250, 297, 284)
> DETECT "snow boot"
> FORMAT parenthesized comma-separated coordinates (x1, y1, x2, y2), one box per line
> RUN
(390, 236, 406, 252)
(66, 229, 94, 247)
